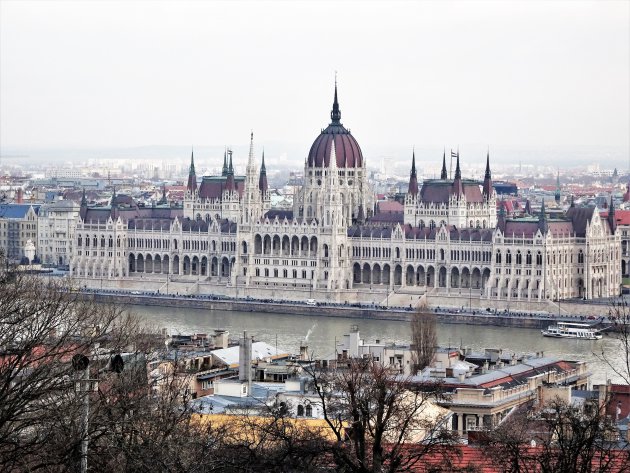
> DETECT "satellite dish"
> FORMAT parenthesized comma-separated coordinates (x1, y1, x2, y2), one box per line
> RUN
(72, 354, 89, 371)
(110, 354, 124, 374)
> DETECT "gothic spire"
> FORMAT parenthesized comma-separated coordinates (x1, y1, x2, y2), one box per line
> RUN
(186, 149, 197, 194)
(330, 77, 341, 124)
(538, 199, 548, 234)
(189, 149, 195, 174)
(248, 131, 255, 165)
(454, 151, 461, 180)
(484, 149, 491, 180)
(483, 149, 493, 200)
(329, 138, 338, 170)
(608, 195, 617, 233)
(225, 149, 235, 192)
(222, 149, 228, 176)
(408, 148, 418, 196)
(452, 150, 463, 197)
(258, 150, 268, 193)
(440, 149, 447, 180)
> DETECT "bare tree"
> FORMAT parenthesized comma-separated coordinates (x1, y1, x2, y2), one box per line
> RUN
(0, 264, 127, 471)
(410, 306, 437, 374)
(481, 399, 630, 473)
(598, 298, 630, 384)
(307, 357, 456, 473)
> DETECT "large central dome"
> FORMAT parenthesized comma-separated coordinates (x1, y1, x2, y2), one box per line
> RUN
(306, 85, 363, 168)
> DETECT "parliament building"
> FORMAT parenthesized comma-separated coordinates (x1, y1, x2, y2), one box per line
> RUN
(69, 85, 621, 305)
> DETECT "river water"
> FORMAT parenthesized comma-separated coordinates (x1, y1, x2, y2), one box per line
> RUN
(125, 304, 627, 385)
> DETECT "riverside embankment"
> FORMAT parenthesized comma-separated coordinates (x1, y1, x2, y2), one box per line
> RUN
(85, 291, 605, 330)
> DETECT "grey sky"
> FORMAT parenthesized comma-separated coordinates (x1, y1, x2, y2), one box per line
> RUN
(1, 0, 628, 155)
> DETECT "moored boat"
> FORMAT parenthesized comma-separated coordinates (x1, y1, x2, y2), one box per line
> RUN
(541, 322, 602, 340)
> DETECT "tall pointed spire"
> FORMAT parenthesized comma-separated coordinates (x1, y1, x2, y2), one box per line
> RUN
(222, 148, 228, 176)
(330, 138, 337, 169)
(454, 152, 461, 180)
(483, 148, 493, 200)
(248, 131, 255, 164)
(408, 148, 418, 196)
(186, 149, 197, 194)
(330, 75, 341, 124)
(484, 148, 491, 179)
(440, 149, 447, 180)
(538, 199, 548, 234)
(608, 195, 617, 233)
(225, 149, 235, 192)
(452, 150, 463, 197)
(258, 150, 268, 193)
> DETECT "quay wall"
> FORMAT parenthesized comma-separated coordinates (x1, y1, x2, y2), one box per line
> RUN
(86, 292, 563, 330)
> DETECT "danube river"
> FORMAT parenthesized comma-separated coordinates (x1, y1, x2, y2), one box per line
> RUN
(126, 304, 627, 385)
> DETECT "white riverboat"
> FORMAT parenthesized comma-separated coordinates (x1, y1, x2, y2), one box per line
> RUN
(541, 322, 602, 340)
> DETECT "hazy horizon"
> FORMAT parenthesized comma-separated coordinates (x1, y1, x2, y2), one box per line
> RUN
(1, 1, 629, 160)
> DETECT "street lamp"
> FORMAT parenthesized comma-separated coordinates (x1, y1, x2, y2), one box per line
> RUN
(71, 352, 124, 473)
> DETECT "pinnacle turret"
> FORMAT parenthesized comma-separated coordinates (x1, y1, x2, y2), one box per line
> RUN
(440, 149, 448, 180)
(408, 149, 418, 196)
(258, 150, 268, 193)
(186, 149, 197, 194)
(482, 149, 493, 200)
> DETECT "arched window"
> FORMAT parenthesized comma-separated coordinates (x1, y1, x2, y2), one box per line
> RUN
(495, 251, 502, 264)
(297, 405, 304, 416)
(506, 250, 512, 264)
(536, 251, 542, 266)
(516, 251, 522, 265)
(526, 251, 532, 265)
(305, 404, 312, 417)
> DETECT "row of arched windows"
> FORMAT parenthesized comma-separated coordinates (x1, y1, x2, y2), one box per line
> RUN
(77, 234, 121, 248)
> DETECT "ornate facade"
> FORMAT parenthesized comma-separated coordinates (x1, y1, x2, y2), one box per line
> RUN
(69, 85, 621, 304)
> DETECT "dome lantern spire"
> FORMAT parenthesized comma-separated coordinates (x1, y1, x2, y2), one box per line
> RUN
(330, 75, 341, 124)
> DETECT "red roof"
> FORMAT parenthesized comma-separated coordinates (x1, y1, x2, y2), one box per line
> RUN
(601, 209, 630, 226)
(377, 201, 404, 213)
(413, 445, 630, 472)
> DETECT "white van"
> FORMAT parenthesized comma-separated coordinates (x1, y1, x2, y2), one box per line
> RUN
(305, 299, 317, 306)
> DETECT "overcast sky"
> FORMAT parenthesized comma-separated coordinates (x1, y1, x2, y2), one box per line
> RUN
(1, 1, 628, 159)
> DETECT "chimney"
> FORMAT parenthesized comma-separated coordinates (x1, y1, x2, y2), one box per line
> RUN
(239, 331, 253, 395)
(300, 343, 309, 361)
(16, 188, 23, 204)
(482, 361, 489, 374)
(457, 372, 466, 383)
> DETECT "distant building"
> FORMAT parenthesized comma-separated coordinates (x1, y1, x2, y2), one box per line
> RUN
(37, 199, 80, 266)
(0, 204, 40, 263)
